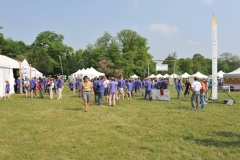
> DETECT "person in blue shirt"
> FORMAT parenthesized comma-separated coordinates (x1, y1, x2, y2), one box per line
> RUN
(176, 79, 183, 99)
(5, 79, 10, 99)
(38, 77, 44, 99)
(117, 77, 125, 100)
(135, 77, 142, 97)
(93, 78, 99, 103)
(69, 79, 74, 94)
(127, 80, 134, 100)
(97, 77, 105, 106)
(108, 77, 117, 106)
(76, 78, 82, 98)
(57, 76, 63, 100)
(144, 77, 152, 100)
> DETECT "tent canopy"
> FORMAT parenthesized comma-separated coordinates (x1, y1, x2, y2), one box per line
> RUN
(0, 55, 19, 69)
(149, 74, 156, 78)
(71, 67, 105, 79)
(223, 68, 240, 77)
(189, 71, 208, 78)
(130, 74, 139, 79)
(178, 72, 190, 79)
(156, 74, 163, 78)
(163, 74, 169, 78)
(168, 73, 178, 78)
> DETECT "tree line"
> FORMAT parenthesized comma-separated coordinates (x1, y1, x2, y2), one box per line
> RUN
(0, 27, 239, 78)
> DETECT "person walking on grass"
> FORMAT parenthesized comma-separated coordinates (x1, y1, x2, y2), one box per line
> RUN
(69, 79, 74, 94)
(24, 77, 30, 98)
(4, 79, 10, 100)
(117, 76, 125, 100)
(176, 79, 183, 99)
(135, 77, 142, 97)
(76, 78, 82, 98)
(190, 77, 202, 110)
(200, 79, 207, 108)
(48, 78, 54, 99)
(57, 76, 63, 100)
(108, 77, 117, 106)
(184, 78, 191, 99)
(97, 77, 105, 106)
(127, 79, 134, 100)
(81, 76, 94, 112)
(144, 77, 152, 100)
(39, 77, 44, 99)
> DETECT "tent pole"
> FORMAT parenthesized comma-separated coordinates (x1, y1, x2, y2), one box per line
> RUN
(19, 61, 22, 94)
(30, 64, 32, 79)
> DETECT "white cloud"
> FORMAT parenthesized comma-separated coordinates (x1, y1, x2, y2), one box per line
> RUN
(148, 23, 179, 36)
(201, 0, 214, 4)
(185, 40, 201, 45)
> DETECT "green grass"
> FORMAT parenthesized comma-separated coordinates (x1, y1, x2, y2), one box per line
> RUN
(0, 86, 240, 160)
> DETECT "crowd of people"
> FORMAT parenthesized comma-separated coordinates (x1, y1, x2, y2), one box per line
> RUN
(2, 75, 210, 112)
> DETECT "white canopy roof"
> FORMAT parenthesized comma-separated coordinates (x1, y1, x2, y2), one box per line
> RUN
(73, 67, 105, 79)
(223, 68, 240, 77)
(168, 73, 178, 78)
(0, 55, 19, 69)
(130, 74, 139, 79)
(163, 74, 169, 78)
(177, 72, 190, 78)
(189, 71, 208, 78)
(156, 74, 163, 78)
(209, 70, 225, 79)
(149, 74, 156, 78)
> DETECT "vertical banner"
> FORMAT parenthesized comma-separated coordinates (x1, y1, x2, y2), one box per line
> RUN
(212, 15, 218, 100)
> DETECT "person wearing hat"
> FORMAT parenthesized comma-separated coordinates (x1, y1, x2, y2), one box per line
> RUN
(81, 76, 94, 112)
(5, 79, 10, 99)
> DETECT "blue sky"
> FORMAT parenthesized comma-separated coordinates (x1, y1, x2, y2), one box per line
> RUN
(0, 0, 239, 60)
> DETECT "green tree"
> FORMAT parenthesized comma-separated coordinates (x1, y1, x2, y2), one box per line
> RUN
(32, 31, 73, 74)
(26, 46, 53, 75)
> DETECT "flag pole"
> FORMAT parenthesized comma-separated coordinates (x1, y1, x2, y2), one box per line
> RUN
(59, 56, 63, 76)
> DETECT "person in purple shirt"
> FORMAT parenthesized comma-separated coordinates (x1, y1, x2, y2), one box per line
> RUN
(135, 77, 142, 97)
(176, 79, 183, 99)
(127, 80, 134, 100)
(93, 78, 99, 103)
(117, 76, 125, 100)
(57, 76, 63, 100)
(145, 77, 152, 100)
(5, 79, 10, 99)
(69, 79, 74, 94)
(16, 77, 20, 94)
(97, 77, 105, 106)
(76, 78, 82, 98)
(38, 77, 44, 99)
(108, 77, 117, 106)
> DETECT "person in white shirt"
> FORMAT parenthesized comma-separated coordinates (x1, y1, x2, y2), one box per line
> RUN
(190, 77, 202, 110)
(103, 76, 110, 103)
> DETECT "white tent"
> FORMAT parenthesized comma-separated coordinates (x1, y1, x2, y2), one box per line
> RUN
(21, 59, 43, 78)
(168, 73, 178, 78)
(0, 55, 19, 96)
(149, 74, 156, 78)
(177, 72, 190, 79)
(156, 74, 163, 78)
(189, 72, 208, 79)
(130, 74, 139, 79)
(223, 68, 240, 86)
(163, 74, 169, 78)
(209, 70, 225, 79)
(77, 67, 105, 79)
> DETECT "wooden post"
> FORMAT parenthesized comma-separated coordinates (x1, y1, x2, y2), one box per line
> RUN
(30, 64, 32, 79)
(19, 61, 22, 94)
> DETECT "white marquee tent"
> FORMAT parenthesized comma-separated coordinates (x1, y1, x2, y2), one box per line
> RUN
(149, 74, 156, 78)
(177, 72, 190, 79)
(71, 67, 105, 79)
(189, 71, 208, 78)
(168, 73, 178, 78)
(208, 70, 225, 79)
(130, 74, 139, 79)
(223, 68, 240, 86)
(156, 74, 163, 78)
(0, 55, 19, 96)
(163, 74, 169, 78)
(21, 59, 43, 78)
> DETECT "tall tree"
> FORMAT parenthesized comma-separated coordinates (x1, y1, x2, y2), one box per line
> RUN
(32, 31, 73, 74)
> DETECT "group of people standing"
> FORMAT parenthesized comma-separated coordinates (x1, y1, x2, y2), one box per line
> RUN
(174, 77, 209, 110)
(14, 76, 65, 100)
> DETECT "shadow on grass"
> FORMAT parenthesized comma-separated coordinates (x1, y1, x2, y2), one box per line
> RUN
(184, 131, 240, 148)
(64, 107, 82, 111)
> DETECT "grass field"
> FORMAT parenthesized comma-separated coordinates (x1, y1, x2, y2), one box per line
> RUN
(0, 86, 240, 160)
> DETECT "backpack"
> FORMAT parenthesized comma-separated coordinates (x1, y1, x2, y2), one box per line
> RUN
(25, 81, 30, 88)
(200, 81, 206, 93)
(36, 82, 40, 89)
(94, 84, 100, 94)
(156, 82, 161, 89)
